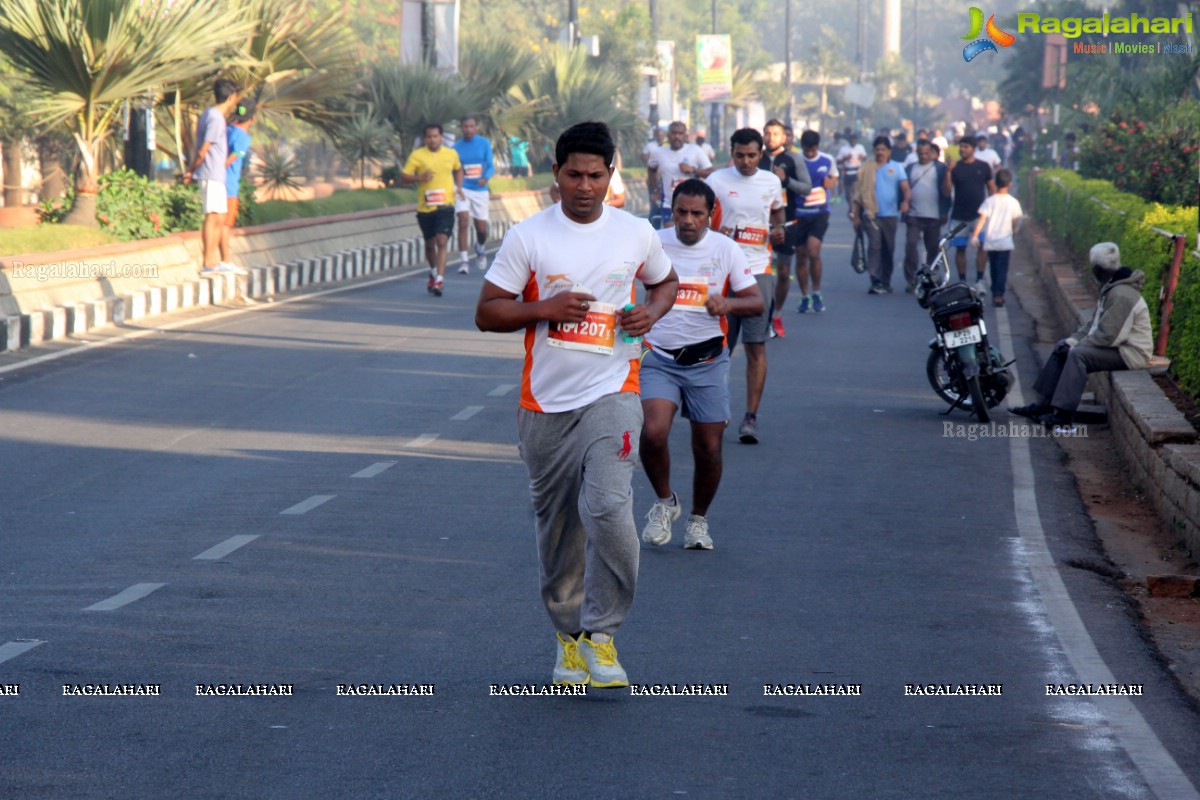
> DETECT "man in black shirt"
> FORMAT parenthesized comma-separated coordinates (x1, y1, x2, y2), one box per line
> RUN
(761, 119, 811, 338)
(943, 135, 995, 286)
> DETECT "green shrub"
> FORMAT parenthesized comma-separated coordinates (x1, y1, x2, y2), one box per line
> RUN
(163, 182, 202, 234)
(1078, 104, 1200, 207)
(96, 169, 168, 240)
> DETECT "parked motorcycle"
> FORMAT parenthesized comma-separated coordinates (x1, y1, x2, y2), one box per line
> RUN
(914, 222, 1012, 422)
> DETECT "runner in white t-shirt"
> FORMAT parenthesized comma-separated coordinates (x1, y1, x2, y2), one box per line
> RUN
(476, 122, 678, 691)
(639, 178, 762, 551)
(705, 127, 785, 445)
(647, 121, 713, 228)
(836, 134, 867, 205)
(974, 133, 1003, 173)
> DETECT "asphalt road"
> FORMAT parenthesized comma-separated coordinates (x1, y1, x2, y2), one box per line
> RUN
(2, 210, 1199, 799)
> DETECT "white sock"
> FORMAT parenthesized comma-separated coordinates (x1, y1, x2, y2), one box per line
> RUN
(459, 250, 468, 262)
(659, 494, 676, 505)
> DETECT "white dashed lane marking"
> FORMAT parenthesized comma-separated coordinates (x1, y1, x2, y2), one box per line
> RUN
(351, 461, 398, 479)
(84, 583, 166, 612)
(488, 384, 516, 396)
(193, 535, 260, 561)
(451, 406, 484, 421)
(280, 495, 336, 515)
(0, 640, 44, 665)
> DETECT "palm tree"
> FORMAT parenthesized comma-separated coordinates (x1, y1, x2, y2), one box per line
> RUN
(332, 106, 394, 188)
(156, 0, 360, 175)
(370, 63, 483, 161)
(511, 46, 640, 154)
(0, 0, 251, 225)
(457, 37, 547, 160)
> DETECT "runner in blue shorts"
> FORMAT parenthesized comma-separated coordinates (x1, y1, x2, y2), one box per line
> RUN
(640, 179, 764, 550)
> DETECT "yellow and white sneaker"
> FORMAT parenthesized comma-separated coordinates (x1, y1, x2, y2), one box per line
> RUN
(579, 633, 628, 688)
(552, 632, 589, 686)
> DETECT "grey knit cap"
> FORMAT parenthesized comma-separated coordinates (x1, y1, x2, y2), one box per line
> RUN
(1089, 242, 1120, 273)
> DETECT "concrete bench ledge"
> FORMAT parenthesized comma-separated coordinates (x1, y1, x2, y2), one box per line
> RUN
(1024, 217, 1200, 555)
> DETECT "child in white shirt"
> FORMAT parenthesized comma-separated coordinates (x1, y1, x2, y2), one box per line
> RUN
(971, 168, 1023, 306)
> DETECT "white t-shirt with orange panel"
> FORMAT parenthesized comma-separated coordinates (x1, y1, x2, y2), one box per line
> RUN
(648, 143, 713, 202)
(486, 204, 674, 413)
(705, 166, 785, 275)
(649, 227, 755, 351)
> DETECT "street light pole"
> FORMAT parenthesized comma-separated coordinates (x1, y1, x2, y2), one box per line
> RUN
(785, 0, 793, 125)
(710, 0, 719, 147)
(913, 0, 919, 133)
(649, 0, 658, 135)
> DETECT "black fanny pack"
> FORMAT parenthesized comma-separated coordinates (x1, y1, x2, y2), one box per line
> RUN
(655, 336, 725, 367)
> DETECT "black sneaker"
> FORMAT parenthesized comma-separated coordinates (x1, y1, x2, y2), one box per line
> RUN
(1010, 403, 1050, 420)
(1035, 409, 1074, 428)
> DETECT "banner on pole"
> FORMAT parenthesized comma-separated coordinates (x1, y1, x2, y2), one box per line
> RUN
(696, 34, 733, 102)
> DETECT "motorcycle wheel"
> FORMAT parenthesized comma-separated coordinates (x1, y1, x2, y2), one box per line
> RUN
(967, 374, 990, 423)
(926, 349, 975, 410)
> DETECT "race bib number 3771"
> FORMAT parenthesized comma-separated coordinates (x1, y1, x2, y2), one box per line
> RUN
(674, 276, 709, 312)
(547, 302, 617, 355)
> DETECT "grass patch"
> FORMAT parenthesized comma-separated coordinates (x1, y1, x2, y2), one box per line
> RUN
(0, 225, 120, 257)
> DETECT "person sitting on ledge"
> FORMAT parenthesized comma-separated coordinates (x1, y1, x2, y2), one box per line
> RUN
(1010, 241, 1153, 430)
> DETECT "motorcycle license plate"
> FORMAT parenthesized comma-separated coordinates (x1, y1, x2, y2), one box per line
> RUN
(943, 325, 982, 348)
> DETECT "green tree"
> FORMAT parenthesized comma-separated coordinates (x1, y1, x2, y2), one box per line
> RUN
(511, 46, 640, 153)
(332, 106, 394, 188)
(0, 0, 251, 225)
(370, 64, 482, 161)
(0, 55, 40, 207)
(456, 38, 549, 163)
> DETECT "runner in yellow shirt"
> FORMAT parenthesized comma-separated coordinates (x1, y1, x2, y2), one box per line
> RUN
(402, 123, 464, 296)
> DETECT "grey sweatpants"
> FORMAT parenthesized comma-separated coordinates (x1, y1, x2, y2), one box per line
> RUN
(1033, 344, 1128, 411)
(517, 392, 642, 636)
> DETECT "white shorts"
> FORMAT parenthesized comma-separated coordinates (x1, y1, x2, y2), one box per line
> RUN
(199, 180, 227, 215)
(455, 189, 489, 221)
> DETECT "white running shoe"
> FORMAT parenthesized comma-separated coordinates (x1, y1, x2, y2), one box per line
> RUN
(683, 515, 713, 550)
(457, 260, 470, 275)
(974, 279, 988, 297)
(217, 262, 247, 275)
(641, 494, 680, 545)
(579, 633, 628, 688)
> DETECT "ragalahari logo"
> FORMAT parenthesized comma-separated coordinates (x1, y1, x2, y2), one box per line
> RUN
(962, 7, 1016, 62)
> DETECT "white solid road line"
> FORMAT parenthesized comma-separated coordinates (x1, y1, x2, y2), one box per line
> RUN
(404, 434, 439, 448)
(83, 583, 167, 612)
(487, 384, 516, 396)
(351, 461, 398, 479)
(0, 640, 44, 665)
(450, 406, 484, 421)
(995, 307, 1199, 799)
(0, 267, 431, 377)
(280, 495, 336, 515)
(193, 534, 261, 561)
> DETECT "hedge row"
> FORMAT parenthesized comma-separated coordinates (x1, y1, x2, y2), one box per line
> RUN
(1032, 168, 1200, 398)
